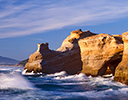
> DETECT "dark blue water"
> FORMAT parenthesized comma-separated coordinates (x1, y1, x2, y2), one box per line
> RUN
(0, 66, 128, 100)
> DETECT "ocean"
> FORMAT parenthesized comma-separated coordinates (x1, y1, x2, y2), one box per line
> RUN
(0, 66, 128, 100)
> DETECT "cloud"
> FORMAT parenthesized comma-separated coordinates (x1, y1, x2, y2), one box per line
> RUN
(0, 0, 128, 38)
(31, 38, 45, 42)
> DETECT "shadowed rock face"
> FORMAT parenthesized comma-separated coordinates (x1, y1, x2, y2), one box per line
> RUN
(114, 31, 128, 85)
(24, 29, 123, 76)
(25, 29, 86, 74)
(24, 43, 61, 73)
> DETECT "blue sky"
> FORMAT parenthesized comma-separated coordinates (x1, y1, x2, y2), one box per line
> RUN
(0, 0, 128, 61)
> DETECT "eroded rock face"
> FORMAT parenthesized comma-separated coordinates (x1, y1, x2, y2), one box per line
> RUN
(114, 31, 128, 85)
(24, 29, 87, 74)
(23, 29, 124, 76)
(24, 43, 57, 73)
(79, 33, 123, 76)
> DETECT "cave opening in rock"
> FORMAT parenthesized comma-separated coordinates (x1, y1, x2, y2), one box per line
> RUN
(98, 57, 122, 76)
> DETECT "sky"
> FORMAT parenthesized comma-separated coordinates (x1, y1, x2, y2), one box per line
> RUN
(0, 0, 128, 61)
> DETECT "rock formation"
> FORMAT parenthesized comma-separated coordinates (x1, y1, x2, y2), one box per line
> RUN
(24, 29, 84, 74)
(23, 29, 124, 76)
(15, 59, 28, 66)
(114, 31, 128, 85)
(79, 33, 123, 76)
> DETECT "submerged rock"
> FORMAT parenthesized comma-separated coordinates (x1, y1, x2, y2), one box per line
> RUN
(23, 29, 123, 76)
(114, 31, 128, 85)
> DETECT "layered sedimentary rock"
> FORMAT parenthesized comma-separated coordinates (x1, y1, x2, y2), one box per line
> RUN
(114, 31, 128, 85)
(23, 29, 124, 76)
(25, 29, 84, 74)
(79, 33, 123, 76)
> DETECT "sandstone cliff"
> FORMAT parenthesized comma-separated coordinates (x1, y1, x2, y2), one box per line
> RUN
(24, 29, 83, 74)
(24, 29, 95, 74)
(23, 29, 124, 76)
(79, 33, 123, 76)
(114, 31, 128, 85)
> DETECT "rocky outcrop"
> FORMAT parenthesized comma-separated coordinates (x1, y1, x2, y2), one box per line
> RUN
(114, 31, 128, 85)
(15, 59, 28, 66)
(23, 29, 124, 76)
(79, 33, 123, 76)
(24, 43, 61, 73)
(24, 30, 84, 74)
(24, 29, 96, 74)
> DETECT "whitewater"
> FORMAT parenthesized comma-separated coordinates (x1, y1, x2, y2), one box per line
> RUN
(0, 66, 128, 100)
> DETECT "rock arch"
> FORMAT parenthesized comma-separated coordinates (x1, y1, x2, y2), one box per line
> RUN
(98, 52, 123, 76)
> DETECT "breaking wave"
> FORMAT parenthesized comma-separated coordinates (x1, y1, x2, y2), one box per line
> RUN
(0, 73, 34, 90)
(1, 66, 128, 100)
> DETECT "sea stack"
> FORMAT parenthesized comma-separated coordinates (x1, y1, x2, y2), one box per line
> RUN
(78, 33, 123, 76)
(23, 29, 124, 77)
(24, 29, 84, 74)
(114, 31, 128, 85)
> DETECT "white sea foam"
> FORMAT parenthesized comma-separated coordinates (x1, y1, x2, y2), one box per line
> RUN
(0, 68, 9, 71)
(14, 69, 22, 72)
(24, 71, 34, 75)
(52, 72, 89, 81)
(88, 76, 126, 87)
(22, 69, 42, 75)
(46, 71, 67, 77)
(0, 68, 12, 72)
(22, 69, 27, 74)
(118, 87, 128, 94)
(0, 73, 34, 90)
(0, 67, 23, 73)
(46, 71, 127, 90)
(1, 67, 128, 99)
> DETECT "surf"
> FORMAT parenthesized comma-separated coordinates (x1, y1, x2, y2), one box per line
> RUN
(1, 66, 128, 100)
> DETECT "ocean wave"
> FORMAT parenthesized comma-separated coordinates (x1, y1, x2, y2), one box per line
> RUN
(45, 71, 89, 81)
(46, 71, 67, 77)
(88, 76, 126, 87)
(1, 67, 128, 100)
(47, 88, 128, 99)
(14, 69, 22, 72)
(0, 67, 23, 74)
(22, 69, 43, 77)
(0, 73, 34, 90)
(53, 72, 89, 81)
